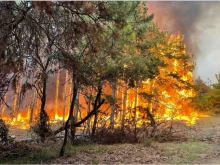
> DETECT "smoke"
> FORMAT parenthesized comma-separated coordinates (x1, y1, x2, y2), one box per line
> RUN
(147, 2, 220, 83)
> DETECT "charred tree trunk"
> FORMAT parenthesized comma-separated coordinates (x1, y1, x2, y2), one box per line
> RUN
(60, 76, 78, 157)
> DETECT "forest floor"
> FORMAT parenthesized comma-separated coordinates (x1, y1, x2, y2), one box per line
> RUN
(49, 116, 220, 164)
(3, 116, 220, 164)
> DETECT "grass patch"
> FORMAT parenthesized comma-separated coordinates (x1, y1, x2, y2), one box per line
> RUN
(143, 138, 153, 147)
(65, 143, 108, 155)
(0, 140, 109, 164)
(0, 144, 60, 164)
(66, 144, 96, 153)
(161, 141, 210, 164)
(0, 142, 106, 164)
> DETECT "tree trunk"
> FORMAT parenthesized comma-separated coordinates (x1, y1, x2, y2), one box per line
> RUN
(110, 80, 117, 129)
(92, 112, 97, 136)
(62, 70, 68, 122)
(40, 74, 47, 117)
(71, 88, 80, 144)
(60, 76, 78, 157)
(53, 88, 104, 137)
(145, 107, 156, 127)
(29, 89, 36, 123)
(134, 87, 138, 135)
(121, 83, 128, 131)
(86, 88, 92, 135)
(91, 82, 102, 137)
(39, 73, 50, 143)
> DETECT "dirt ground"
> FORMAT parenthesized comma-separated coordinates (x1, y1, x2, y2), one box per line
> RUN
(6, 116, 220, 164)
(50, 141, 220, 164)
(50, 116, 220, 164)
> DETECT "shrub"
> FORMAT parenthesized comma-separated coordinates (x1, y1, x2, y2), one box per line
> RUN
(143, 138, 153, 147)
(31, 111, 52, 143)
(0, 118, 9, 144)
(93, 127, 138, 144)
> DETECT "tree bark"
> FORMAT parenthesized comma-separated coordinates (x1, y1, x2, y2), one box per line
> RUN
(38, 72, 50, 143)
(110, 80, 117, 129)
(29, 89, 36, 123)
(121, 83, 128, 131)
(71, 88, 80, 144)
(60, 76, 78, 157)
(91, 82, 102, 137)
(40, 74, 47, 116)
(86, 88, 92, 134)
(134, 87, 138, 135)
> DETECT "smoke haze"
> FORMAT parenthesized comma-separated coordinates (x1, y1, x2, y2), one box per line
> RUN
(147, 1, 220, 83)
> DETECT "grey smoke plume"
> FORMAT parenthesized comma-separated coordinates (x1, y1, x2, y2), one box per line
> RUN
(147, 2, 220, 83)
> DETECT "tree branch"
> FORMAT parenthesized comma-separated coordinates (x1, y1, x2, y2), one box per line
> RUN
(54, 99, 105, 135)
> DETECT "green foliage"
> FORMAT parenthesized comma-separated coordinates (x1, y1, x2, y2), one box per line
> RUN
(193, 74, 220, 113)
(163, 142, 209, 164)
(207, 74, 220, 112)
(0, 143, 57, 164)
(193, 93, 212, 111)
(143, 138, 153, 147)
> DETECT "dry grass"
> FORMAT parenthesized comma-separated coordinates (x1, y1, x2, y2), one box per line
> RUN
(50, 143, 167, 164)
(2, 116, 220, 164)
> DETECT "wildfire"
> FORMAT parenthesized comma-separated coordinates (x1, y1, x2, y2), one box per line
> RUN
(0, 34, 208, 130)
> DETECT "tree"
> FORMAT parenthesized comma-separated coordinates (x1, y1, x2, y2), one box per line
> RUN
(207, 74, 220, 112)
(193, 77, 211, 111)
(54, 1, 147, 156)
(99, 3, 165, 131)
(138, 33, 196, 127)
(0, 2, 31, 106)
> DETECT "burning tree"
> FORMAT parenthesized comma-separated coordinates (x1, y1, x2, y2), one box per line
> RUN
(138, 33, 197, 128)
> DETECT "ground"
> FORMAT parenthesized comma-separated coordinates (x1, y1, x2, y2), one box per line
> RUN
(3, 116, 220, 164)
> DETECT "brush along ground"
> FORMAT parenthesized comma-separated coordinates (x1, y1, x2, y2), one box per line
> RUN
(3, 116, 220, 164)
(50, 116, 220, 164)
(48, 141, 219, 164)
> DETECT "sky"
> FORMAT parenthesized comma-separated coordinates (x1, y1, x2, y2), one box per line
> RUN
(147, 1, 220, 83)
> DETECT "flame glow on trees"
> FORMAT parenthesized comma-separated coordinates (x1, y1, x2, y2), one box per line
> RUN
(0, 34, 206, 129)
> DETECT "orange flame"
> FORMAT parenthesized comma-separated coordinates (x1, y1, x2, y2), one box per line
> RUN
(1, 34, 208, 129)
